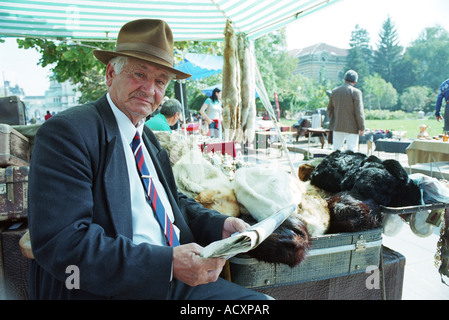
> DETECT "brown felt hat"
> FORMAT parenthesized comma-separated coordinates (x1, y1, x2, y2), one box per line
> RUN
(93, 19, 191, 80)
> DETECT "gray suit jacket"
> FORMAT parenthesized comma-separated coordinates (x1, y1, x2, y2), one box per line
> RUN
(28, 95, 227, 299)
(327, 82, 365, 134)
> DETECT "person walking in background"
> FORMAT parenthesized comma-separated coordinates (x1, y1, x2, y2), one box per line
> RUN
(435, 78, 449, 132)
(327, 70, 365, 152)
(200, 87, 223, 139)
(145, 98, 182, 133)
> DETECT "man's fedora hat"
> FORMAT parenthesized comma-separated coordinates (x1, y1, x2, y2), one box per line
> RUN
(93, 19, 191, 80)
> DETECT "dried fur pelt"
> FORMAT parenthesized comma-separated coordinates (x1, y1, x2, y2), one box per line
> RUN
(195, 188, 240, 217)
(240, 213, 311, 267)
(326, 191, 382, 233)
(222, 19, 240, 141)
(232, 166, 304, 222)
(297, 182, 330, 236)
(172, 148, 231, 199)
(237, 33, 256, 144)
(298, 163, 315, 181)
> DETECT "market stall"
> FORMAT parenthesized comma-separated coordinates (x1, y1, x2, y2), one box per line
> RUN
(2, 0, 448, 301)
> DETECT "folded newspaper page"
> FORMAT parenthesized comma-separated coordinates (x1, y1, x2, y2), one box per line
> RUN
(200, 204, 297, 259)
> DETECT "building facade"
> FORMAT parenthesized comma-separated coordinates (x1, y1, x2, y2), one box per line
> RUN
(1, 79, 80, 123)
(290, 43, 348, 85)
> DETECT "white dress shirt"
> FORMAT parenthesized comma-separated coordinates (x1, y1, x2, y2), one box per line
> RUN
(107, 93, 180, 246)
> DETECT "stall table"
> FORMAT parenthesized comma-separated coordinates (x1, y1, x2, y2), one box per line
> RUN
(406, 139, 449, 178)
(374, 139, 412, 159)
(305, 128, 329, 158)
(255, 131, 296, 155)
(406, 139, 449, 165)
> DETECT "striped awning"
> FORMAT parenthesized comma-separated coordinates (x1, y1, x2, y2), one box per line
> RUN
(0, 0, 341, 42)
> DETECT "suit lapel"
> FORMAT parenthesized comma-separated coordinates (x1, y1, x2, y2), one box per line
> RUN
(96, 96, 133, 238)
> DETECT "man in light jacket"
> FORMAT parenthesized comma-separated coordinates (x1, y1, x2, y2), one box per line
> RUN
(327, 70, 365, 152)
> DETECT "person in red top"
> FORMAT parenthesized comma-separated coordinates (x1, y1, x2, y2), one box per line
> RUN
(44, 110, 52, 121)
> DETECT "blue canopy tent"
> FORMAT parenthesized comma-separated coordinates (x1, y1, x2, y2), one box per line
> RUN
(174, 53, 224, 122)
(176, 53, 223, 80)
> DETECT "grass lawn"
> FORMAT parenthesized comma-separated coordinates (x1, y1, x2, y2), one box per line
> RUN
(364, 119, 444, 139)
(280, 118, 444, 139)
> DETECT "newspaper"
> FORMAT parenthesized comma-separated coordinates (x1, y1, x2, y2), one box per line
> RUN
(200, 204, 297, 260)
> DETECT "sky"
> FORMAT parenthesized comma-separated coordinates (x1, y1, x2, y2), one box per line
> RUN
(286, 0, 449, 50)
(1, 0, 449, 96)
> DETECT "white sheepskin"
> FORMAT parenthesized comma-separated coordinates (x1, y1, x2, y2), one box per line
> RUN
(172, 148, 231, 199)
(232, 166, 304, 221)
(297, 182, 330, 236)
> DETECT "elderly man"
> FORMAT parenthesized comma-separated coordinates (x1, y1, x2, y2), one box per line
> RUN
(146, 98, 182, 132)
(327, 70, 365, 152)
(27, 19, 270, 300)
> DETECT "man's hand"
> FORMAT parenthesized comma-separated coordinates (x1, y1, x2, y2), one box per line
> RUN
(437, 115, 443, 122)
(172, 243, 225, 286)
(222, 217, 250, 239)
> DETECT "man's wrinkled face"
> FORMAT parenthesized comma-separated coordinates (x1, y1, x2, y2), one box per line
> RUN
(106, 57, 172, 125)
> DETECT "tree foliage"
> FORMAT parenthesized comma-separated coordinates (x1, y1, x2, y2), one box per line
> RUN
(346, 25, 372, 90)
(399, 86, 434, 112)
(373, 16, 403, 84)
(346, 19, 449, 111)
(363, 73, 398, 110)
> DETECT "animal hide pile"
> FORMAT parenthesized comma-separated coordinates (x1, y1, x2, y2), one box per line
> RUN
(309, 150, 422, 233)
(230, 166, 333, 266)
(310, 150, 421, 207)
(222, 19, 240, 141)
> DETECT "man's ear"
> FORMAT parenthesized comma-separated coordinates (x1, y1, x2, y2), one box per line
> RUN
(105, 63, 115, 87)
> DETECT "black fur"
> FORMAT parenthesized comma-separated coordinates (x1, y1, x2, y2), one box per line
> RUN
(240, 213, 311, 267)
(310, 150, 366, 193)
(311, 150, 421, 207)
(327, 192, 382, 233)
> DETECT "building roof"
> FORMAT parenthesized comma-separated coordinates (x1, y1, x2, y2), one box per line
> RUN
(289, 43, 348, 57)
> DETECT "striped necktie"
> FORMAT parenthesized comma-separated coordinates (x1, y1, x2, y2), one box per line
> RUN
(131, 131, 180, 247)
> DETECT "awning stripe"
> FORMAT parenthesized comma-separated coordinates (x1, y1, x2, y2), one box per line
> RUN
(0, 0, 342, 41)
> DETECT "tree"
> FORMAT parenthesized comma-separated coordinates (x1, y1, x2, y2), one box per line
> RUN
(395, 26, 449, 92)
(400, 86, 434, 112)
(14, 38, 224, 103)
(345, 25, 373, 90)
(363, 73, 398, 110)
(373, 16, 403, 86)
